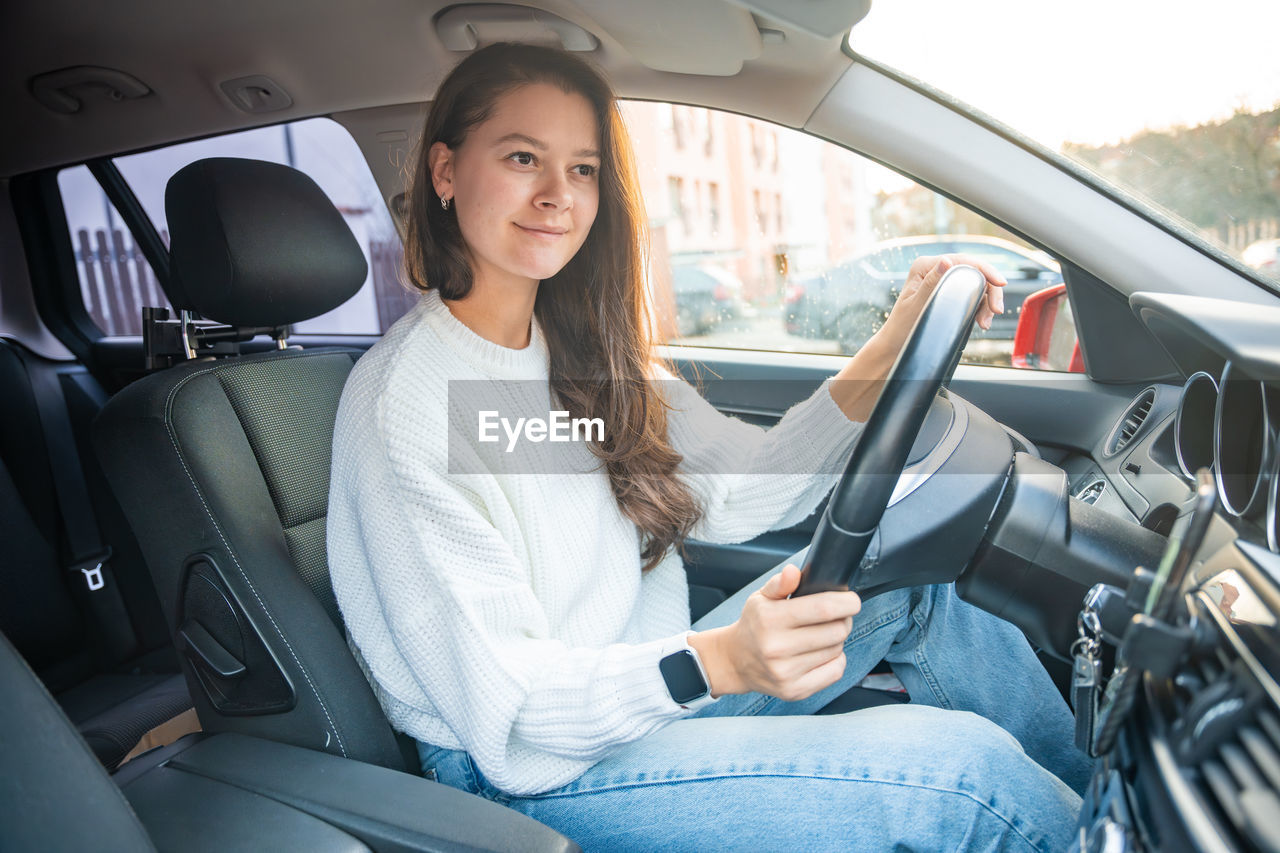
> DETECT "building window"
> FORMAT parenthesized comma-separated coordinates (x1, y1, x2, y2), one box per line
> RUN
(709, 182, 721, 234)
(669, 176, 687, 232)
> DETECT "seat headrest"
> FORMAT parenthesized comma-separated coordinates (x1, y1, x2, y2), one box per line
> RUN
(164, 158, 368, 328)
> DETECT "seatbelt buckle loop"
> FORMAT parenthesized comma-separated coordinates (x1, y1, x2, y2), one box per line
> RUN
(71, 549, 113, 592)
(82, 563, 105, 591)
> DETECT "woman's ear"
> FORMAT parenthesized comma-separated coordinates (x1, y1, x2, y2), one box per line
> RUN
(427, 141, 454, 201)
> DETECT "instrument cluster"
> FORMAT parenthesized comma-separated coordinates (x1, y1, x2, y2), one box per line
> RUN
(1173, 363, 1280, 551)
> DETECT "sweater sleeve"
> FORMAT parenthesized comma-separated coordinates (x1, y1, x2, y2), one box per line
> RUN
(658, 368, 864, 544)
(338, 402, 691, 796)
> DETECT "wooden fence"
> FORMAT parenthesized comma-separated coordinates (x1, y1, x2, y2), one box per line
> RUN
(73, 228, 171, 337)
(1204, 218, 1280, 255)
(73, 229, 419, 336)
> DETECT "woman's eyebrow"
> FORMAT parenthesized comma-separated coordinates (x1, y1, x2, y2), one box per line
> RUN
(493, 132, 599, 158)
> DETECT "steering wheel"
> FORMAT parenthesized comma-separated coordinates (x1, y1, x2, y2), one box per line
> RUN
(795, 265, 989, 599)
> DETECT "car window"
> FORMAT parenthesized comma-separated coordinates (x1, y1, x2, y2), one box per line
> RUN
(950, 243, 1057, 279)
(620, 102, 1077, 369)
(58, 118, 407, 337)
(55, 166, 170, 337)
(852, 0, 1280, 294)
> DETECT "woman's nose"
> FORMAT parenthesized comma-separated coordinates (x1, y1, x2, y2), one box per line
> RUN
(534, 172, 573, 210)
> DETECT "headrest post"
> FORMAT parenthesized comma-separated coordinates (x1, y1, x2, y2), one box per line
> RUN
(179, 310, 198, 360)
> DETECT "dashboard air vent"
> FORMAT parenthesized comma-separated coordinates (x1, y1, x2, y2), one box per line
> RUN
(1179, 671, 1280, 852)
(1159, 591, 1280, 853)
(1107, 388, 1157, 456)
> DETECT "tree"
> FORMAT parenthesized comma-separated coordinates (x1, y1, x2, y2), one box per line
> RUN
(1063, 107, 1280, 238)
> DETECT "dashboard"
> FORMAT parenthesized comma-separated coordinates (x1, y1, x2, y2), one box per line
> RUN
(1056, 291, 1280, 559)
(1061, 292, 1280, 852)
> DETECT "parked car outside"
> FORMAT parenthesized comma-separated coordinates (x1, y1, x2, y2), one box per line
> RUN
(783, 234, 1062, 353)
(671, 263, 747, 337)
(1242, 237, 1280, 275)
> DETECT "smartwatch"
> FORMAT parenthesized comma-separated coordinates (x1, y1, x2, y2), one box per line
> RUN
(659, 634, 715, 710)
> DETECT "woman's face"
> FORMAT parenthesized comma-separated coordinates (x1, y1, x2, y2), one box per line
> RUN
(432, 82, 602, 291)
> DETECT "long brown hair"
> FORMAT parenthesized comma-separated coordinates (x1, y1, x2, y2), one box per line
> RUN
(404, 43, 702, 571)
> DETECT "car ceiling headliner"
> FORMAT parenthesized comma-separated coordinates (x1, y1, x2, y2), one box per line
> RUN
(0, 0, 858, 178)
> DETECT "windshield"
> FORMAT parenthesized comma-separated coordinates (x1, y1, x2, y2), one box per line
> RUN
(850, 0, 1280, 291)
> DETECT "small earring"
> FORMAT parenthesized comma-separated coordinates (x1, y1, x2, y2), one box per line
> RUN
(441, 196, 451, 211)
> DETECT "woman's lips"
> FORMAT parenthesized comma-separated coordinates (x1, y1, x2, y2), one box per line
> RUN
(516, 223, 568, 239)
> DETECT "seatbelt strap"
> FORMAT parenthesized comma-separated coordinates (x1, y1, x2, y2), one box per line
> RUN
(15, 347, 135, 662)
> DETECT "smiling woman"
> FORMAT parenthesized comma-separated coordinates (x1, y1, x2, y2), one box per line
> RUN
(324, 41, 1087, 852)
(425, 83, 601, 332)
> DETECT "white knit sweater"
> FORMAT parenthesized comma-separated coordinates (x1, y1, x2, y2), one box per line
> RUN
(326, 289, 862, 795)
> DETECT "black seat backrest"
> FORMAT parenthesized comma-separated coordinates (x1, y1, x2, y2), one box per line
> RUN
(0, 451, 83, 672)
(0, 339, 170, 685)
(93, 158, 407, 771)
(0, 338, 193, 770)
(0, 342, 85, 677)
(0, 630, 157, 852)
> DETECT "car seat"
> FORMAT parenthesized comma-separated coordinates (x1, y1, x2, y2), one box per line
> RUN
(0, 339, 192, 769)
(94, 157, 409, 771)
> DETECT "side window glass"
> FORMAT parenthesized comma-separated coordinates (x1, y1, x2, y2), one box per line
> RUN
(58, 118, 406, 337)
(56, 166, 169, 337)
(623, 102, 1078, 370)
(952, 242, 1059, 282)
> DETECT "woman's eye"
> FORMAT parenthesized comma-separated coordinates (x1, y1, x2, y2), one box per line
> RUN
(509, 152, 535, 166)
(573, 164, 597, 178)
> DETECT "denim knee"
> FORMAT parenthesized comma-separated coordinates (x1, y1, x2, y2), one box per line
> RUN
(873, 706, 1081, 844)
(499, 708, 1081, 852)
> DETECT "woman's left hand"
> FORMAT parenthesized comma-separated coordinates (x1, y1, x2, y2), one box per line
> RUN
(874, 254, 1006, 355)
(827, 253, 1005, 422)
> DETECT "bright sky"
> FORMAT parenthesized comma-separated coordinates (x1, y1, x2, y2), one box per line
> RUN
(850, 0, 1280, 149)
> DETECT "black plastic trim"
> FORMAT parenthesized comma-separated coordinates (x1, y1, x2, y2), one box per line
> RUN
(8, 170, 102, 362)
(86, 159, 171, 290)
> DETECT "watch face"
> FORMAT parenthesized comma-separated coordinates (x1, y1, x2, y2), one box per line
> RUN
(659, 650, 708, 705)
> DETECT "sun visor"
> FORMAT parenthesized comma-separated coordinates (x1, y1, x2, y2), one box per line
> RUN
(435, 2, 763, 76)
(725, 0, 873, 39)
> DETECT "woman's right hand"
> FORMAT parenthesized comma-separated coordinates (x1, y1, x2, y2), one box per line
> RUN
(689, 565, 861, 702)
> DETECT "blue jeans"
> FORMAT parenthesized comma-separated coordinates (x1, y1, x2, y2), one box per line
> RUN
(419, 570, 1091, 852)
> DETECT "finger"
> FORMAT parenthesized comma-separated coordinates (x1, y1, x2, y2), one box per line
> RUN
(950, 254, 1008, 291)
(763, 618, 855, 657)
(907, 254, 942, 279)
(986, 281, 1005, 315)
(976, 299, 994, 329)
(778, 590, 862, 627)
(976, 303, 994, 328)
(761, 564, 802, 601)
(918, 256, 953, 296)
(761, 642, 846, 691)
(788, 650, 848, 700)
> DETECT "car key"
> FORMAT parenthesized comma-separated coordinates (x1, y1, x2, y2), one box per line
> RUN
(1071, 610, 1103, 757)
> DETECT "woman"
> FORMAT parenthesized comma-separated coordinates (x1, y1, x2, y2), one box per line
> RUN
(327, 42, 1089, 851)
